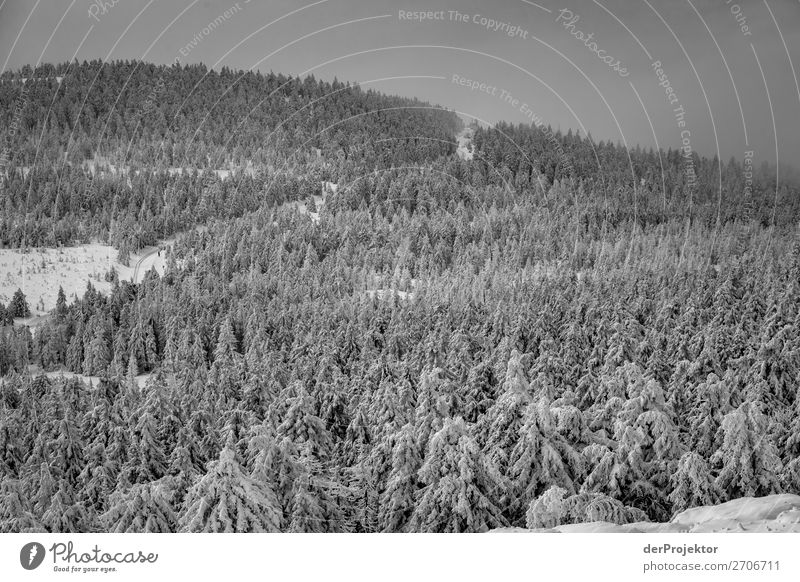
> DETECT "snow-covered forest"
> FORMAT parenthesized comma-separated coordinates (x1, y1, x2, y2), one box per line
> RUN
(1, 61, 799, 533)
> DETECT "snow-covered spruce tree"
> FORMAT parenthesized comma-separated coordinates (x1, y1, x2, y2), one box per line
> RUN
(179, 444, 282, 532)
(526, 485, 647, 528)
(347, 426, 398, 533)
(208, 316, 244, 406)
(506, 398, 582, 525)
(610, 376, 683, 521)
(368, 376, 412, 439)
(103, 479, 177, 532)
(50, 410, 85, 488)
(782, 393, 800, 487)
(32, 462, 57, 519)
(0, 415, 23, 479)
(277, 385, 332, 462)
(379, 423, 421, 532)
(744, 315, 799, 409)
(288, 442, 344, 533)
(573, 492, 648, 525)
(409, 417, 507, 532)
(77, 443, 116, 515)
(82, 320, 110, 376)
(41, 481, 89, 533)
(167, 432, 202, 509)
(413, 366, 449, 453)
(669, 452, 721, 514)
(781, 457, 800, 492)
(248, 424, 299, 519)
(687, 373, 732, 458)
(711, 401, 783, 500)
(526, 485, 569, 529)
(0, 479, 43, 533)
(476, 350, 531, 477)
(8, 288, 30, 318)
(342, 403, 371, 467)
(132, 408, 167, 483)
(580, 443, 621, 498)
(462, 361, 497, 424)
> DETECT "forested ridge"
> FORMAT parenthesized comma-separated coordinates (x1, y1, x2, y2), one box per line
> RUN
(0, 61, 460, 253)
(1, 61, 800, 533)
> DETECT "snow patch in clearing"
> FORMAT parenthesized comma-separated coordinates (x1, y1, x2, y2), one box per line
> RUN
(492, 495, 800, 533)
(456, 128, 474, 161)
(671, 495, 800, 527)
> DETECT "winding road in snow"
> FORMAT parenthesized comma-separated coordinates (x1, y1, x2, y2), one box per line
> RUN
(131, 246, 162, 284)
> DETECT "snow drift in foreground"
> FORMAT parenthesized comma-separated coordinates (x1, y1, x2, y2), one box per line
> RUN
(492, 495, 800, 533)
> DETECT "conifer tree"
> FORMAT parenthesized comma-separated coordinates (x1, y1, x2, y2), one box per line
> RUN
(133, 409, 167, 483)
(410, 417, 506, 532)
(41, 481, 89, 533)
(0, 479, 43, 533)
(54, 286, 68, 323)
(712, 402, 783, 499)
(179, 444, 282, 533)
(526, 484, 568, 529)
(669, 452, 721, 514)
(477, 350, 531, 474)
(103, 480, 177, 533)
(8, 289, 30, 318)
(507, 398, 582, 524)
(288, 443, 343, 533)
(379, 424, 421, 532)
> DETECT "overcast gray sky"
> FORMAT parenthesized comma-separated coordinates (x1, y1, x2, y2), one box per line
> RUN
(2, 0, 800, 166)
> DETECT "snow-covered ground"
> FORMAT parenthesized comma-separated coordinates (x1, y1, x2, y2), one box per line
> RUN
(362, 288, 414, 301)
(36, 369, 151, 389)
(1, 244, 126, 317)
(456, 127, 474, 161)
(1, 240, 172, 337)
(492, 495, 800, 533)
(80, 158, 254, 181)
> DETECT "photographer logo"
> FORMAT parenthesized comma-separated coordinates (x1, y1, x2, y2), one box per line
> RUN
(20, 542, 46, 570)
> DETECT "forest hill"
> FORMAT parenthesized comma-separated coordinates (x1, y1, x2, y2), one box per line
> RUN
(0, 60, 797, 534)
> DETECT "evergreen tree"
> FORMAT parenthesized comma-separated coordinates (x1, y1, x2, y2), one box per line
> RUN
(41, 481, 89, 533)
(179, 445, 282, 533)
(712, 402, 783, 499)
(54, 286, 68, 323)
(379, 424, 421, 532)
(507, 398, 582, 524)
(103, 480, 177, 532)
(8, 289, 30, 319)
(410, 417, 506, 532)
(288, 443, 343, 533)
(669, 452, 721, 514)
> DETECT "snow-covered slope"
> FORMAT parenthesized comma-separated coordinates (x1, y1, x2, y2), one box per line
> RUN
(492, 495, 800, 533)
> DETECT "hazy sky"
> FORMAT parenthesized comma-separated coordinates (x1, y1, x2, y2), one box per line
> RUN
(2, 0, 800, 165)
